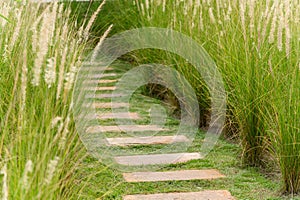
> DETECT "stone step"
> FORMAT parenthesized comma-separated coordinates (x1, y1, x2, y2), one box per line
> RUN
(90, 73, 117, 79)
(107, 135, 189, 146)
(84, 79, 118, 84)
(82, 61, 105, 66)
(86, 125, 167, 133)
(123, 169, 224, 182)
(81, 66, 114, 71)
(91, 102, 129, 108)
(84, 86, 116, 91)
(115, 153, 202, 166)
(123, 190, 235, 200)
(97, 112, 140, 120)
(85, 93, 127, 99)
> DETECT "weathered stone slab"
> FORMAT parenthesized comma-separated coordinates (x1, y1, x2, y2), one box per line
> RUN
(107, 135, 189, 146)
(84, 86, 116, 91)
(85, 93, 127, 98)
(84, 79, 118, 84)
(81, 67, 114, 71)
(123, 190, 235, 200)
(86, 125, 166, 133)
(90, 73, 117, 78)
(115, 153, 202, 166)
(123, 169, 225, 182)
(97, 112, 140, 119)
(92, 102, 129, 108)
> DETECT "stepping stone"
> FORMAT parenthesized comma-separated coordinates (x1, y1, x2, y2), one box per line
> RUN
(81, 67, 114, 71)
(97, 112, 140, 119)
(123, 169, 224, 182)
(85, 93, 127, 98)
(106, 135, 189, 146)
(84, 112, 139, 120)
(90, 73, 117, 79)
(82, 61, 105, 65)
(115, 152, 202, 166)
(123, 190, 235, 200)
(84, 86, 116, 91)
(92, 102, 129, 108)
(86, 125, 166, 133)
(84, 79, 118, 84)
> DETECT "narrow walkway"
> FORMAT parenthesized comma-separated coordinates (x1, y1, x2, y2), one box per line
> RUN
(83, 64, 236, 200)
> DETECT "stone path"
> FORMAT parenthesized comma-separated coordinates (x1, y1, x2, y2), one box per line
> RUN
(84, 66, 236, 199)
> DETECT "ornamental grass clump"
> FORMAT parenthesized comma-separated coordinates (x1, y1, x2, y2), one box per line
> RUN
(114, 0, 300, 194)
(0, 1, 108, 199)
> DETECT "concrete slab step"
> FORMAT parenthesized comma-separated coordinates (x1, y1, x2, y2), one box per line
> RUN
(86, 125, 166, 133)
(90, 73, 117, 79)
(91, 102, 129, 108)
(84, 79, 118, 84)
(84, 86, 116, 91)
(85, 93, 127, 99)
(81, 66, 114, 71)
(123, 190, 235, 200)
(123, 169, 225, 182)
(106, 135, 189, 146)
(97, 112, 140, 120)
(115, 153, 202, 166)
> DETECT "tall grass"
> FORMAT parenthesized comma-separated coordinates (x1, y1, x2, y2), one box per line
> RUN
(104, 0, 300, 194)
(0, 1, 106, 199)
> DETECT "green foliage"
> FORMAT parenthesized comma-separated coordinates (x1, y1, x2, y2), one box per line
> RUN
(97, 0, 300, 195)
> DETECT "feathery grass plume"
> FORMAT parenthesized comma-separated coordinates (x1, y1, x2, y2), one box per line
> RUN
(63, 39, 80, 96)
(64, 65, 77, 91)
(192, 2, 198, 23)
(10, 7, 23, 49)
(0, 2, 10, 28)
(215, 0, 221, 24)
(199, 5, 204, 31)
(162, 0, 166, 12)
(58, 117, 70, 151)
(49, 3, 58, 41)
(284, 0, 291, 57)
(140, 2, 145, 16)
(32, 8, 53, 86)
(208, 7, 216, 24)
(145, 0, 149, 12)
(285, 23, 291, 57)
(239, 0, 246, 40)
(183, 1, 188, 16)
(82, 0, 106, 41)
(2, 45, 8, 62)
(21, 160, 33, 190)
(20, 45, 28, 113)
(1, 164, 8, 200)
(268, 4, 278, 44)
(277, 2, 284, 52)
(248, 0, 255, 38)
(261, 0, 276, 43)
(31, 20, 39, 55)
(44, 157, 60, 185)
(44, 57, 56, 88)
(56, 23, 69, 100)
(51, 116, 62, 128)
(224, 1, 232, 21)
(91, 24, 113, 62)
